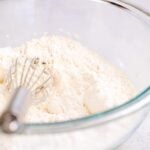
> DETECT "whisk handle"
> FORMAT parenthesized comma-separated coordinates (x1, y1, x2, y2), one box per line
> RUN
(1, 87, 31, 133)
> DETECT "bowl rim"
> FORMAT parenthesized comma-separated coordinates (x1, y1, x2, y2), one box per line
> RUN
(1, 0, 150, 134)
(23, 87, 150, 134)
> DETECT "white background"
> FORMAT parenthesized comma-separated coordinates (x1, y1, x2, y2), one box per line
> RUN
(119, 0, 150, 149)
(120, 113, 150, 150)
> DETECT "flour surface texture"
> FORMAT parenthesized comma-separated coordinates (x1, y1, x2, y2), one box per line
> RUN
(0, 36, 136, 123)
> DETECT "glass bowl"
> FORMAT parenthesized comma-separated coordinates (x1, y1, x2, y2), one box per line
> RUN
(0, 0, 150, 149)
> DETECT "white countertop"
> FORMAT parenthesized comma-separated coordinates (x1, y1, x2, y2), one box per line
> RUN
(120, 112, 150, 150)
(118, 0, 150, 149)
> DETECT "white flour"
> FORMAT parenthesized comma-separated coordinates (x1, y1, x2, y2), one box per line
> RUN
(0, 35, 139, 150)
(0, 35, 136, 123)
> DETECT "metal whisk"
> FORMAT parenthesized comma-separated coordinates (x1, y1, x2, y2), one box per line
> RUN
(0, 57, 53, 133)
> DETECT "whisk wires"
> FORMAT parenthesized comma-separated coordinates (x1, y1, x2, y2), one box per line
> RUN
(5, 57, 53, 99)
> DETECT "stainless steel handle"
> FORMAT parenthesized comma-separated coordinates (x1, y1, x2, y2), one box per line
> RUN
(0, 87, 31, 133)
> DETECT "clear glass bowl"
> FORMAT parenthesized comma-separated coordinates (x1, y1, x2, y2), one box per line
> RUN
(0, 0, 150, 150)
